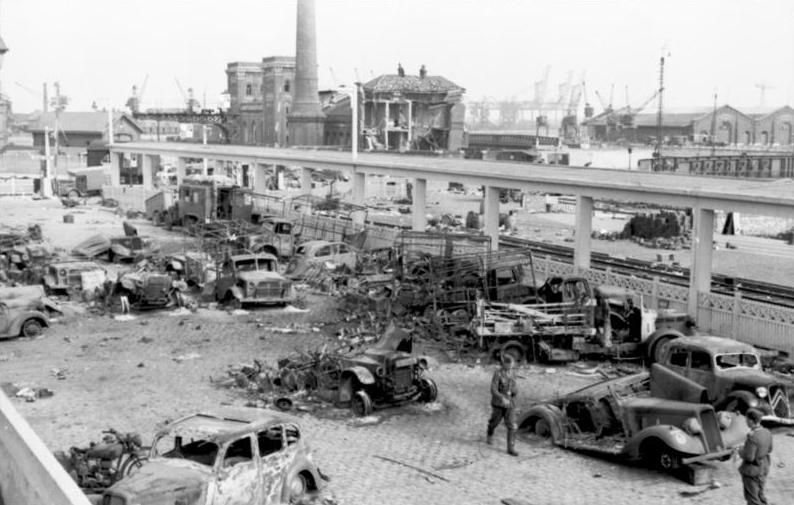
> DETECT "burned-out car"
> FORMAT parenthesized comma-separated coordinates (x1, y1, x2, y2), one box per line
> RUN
(101, 408, 325, 505)
(655, 335, 793, 425)
(215, 253, 294, 307)
(115, 272, 187, 310)
(337, 326, 437, 416)
(43, 261, 106, 293)
(517, 365, 748, 477)
(108, 236, 160, 263)
(0, 302, 49, 339)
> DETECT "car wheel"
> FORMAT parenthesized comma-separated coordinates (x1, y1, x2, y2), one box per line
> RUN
(643, 441, 681, 471)
(21, 319, 43, 338)
(351, 390, 373, 417)
(418, 377, 438, 403)
(287, 472, 309, 504)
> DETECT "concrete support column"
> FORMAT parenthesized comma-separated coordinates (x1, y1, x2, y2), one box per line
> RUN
(483, 186, 500, 251)
(110, 151, 121, 186)
(352, 171, 366, 205)
(141, 154, 155, 190)
(412, 177, 427, 231)
(176, 157, 187, 186)
(573, 195, 594, 272)
(688, 208, 715, 316)
(253, 163, 268, 194)
(300, 167, 312, 195)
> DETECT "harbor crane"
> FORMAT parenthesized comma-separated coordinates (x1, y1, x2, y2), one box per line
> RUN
(126, 74, 149, 114)
(175, 78, 201, 113)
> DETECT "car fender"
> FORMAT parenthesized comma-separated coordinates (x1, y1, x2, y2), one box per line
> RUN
(9, 312, 49, 336)
(625, 426, 706, 460)
(228, 285, 244, 301)
(517, 404, 564, 443)
(341, 366, 376, 386)
(718, 390, 762, 412)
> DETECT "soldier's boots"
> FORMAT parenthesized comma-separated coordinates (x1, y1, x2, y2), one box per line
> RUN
(486, 431, 493, 445)
(507, 430, 518, 457)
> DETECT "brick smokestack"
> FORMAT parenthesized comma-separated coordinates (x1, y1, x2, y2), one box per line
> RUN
(288, 0, 325, 146)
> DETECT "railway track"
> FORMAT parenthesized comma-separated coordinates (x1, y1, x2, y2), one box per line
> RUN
(500, 235, 794, 308)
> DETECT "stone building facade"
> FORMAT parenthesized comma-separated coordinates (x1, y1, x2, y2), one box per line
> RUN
(226, 57, 295, 146)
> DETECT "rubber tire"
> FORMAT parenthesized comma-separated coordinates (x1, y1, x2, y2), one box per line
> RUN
(418, 377, 438, 403)
(352, 390, 373, 417)
(287, 473, 309, 504)
(500, 343, 525, 365)
(21, 319, 43, 338)
(643, 441, 681, 471)
(649, 336, 673, 364)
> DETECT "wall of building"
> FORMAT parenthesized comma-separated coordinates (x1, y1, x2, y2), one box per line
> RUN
(261, 57, 294, 146)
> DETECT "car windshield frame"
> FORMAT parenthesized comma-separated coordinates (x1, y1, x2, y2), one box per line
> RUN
(234, 258, 275, 272)
(151, 433, 220, 468)
(714, 352, 761, 370)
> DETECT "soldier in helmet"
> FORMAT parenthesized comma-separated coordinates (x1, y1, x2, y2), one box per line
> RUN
(486, 355, 519, 456)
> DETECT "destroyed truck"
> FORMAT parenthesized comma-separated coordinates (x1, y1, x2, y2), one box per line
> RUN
(214, 253, 294, 308)
(472, 277, 696, 363)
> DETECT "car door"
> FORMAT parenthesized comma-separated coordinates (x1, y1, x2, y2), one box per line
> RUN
(256, 425, 293, 504)
(336, 243, 357, 269)
(687, 350, 719, 402)
(210, 434, 260, 505)
(313, 244, 332, 265)
(0, 304, 10, 337)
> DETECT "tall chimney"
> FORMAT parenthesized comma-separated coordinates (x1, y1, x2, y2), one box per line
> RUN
(287, 0, 325, 146)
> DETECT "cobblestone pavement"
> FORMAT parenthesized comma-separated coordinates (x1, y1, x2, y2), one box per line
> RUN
(2, 306, 793, 505)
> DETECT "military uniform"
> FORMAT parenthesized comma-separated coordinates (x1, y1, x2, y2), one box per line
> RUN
(739, 424, 773, 505)
(486, 365, 518, 455)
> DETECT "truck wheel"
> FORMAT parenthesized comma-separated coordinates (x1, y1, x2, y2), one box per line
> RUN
(499, 342, 525, 365)
(351, 390, 373, 417)
(418, 377, 438, 403)
(225, 294, 242, 311)
(648, 335, 675, 364)
(21, 319, 44, 338)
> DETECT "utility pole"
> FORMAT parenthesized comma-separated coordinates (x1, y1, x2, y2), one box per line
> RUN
(654, 54, 665, 163)
(42, 127, 52, 197)
(53, 82, 60, 173)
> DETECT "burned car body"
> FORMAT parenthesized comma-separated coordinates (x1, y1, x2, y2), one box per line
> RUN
(43, 261, 106, 293)
(108, 236, 160, 263)
(102, 408, 325, 505)
(0, 302, 49, 339)
(655, 335, 793, 425)
(116, 272, 186, 310)
(517, 367, 748, 477)
(337, 326, 437, 416)
(214, 253, 294, 307)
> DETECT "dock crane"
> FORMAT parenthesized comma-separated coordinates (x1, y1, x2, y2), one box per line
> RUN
(126, 74, 149, 114)
(175, 78, 200, 113)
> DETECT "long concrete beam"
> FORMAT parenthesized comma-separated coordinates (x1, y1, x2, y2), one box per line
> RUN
(0, 390, 92, 505)
(111, 143, 794, 218)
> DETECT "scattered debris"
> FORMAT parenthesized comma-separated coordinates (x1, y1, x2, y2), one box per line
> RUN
(172, 353, 201, 363)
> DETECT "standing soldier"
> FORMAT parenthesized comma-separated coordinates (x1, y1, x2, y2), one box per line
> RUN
(486, 355, 519, 456)
(738, 408, 773, 505)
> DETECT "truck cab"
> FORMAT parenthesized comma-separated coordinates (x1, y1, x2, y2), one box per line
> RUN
(214, 253, 293, 307)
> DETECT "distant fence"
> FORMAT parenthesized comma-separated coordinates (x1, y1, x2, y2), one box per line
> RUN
(0, 175, 36, 196)
(0, 390, 91, 505)
(534, 255, 794, 356)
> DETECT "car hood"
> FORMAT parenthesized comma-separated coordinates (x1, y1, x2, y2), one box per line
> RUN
(720, 368, 781, 388)
(237, 270, 286, 283)
(106, 459, 208, 502)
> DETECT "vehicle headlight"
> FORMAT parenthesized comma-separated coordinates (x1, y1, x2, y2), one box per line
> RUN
(756, 387, 768, 399)
(682, 417, 702, 435)
(247, 281, 255, 292)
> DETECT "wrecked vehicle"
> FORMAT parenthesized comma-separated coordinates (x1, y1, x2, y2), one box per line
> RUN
(108, 236, 160, 263)
(166, 252, 217, 288)
(0, 301, 50, 339)
(116, 272, 187, 310)
(43, 261, 106, 294)
(286, 240, 358, 279)
(517, 365, 748, 480)
(215, 253, 294, 307)
(72, 234, 112, 259)
(337, 326, 437, 416)
(655, 335, 793, 425)
(101, 408, 325, 505)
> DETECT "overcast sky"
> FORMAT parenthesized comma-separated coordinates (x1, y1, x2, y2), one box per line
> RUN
(2, 0, 793, 114)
